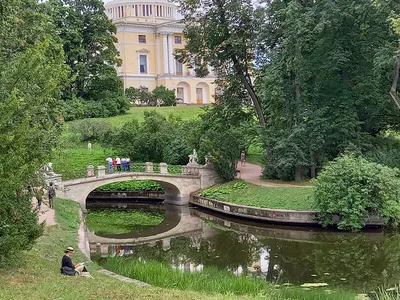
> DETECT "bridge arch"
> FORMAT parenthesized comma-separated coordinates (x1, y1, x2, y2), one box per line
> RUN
(60, 172, 203, 211)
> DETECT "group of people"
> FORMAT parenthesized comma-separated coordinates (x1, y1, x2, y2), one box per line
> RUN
(106, 156, 131, 174)
(31, 182, 56, 211)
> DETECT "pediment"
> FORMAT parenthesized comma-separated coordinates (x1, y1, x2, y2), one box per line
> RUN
(136, 48, 150, 53)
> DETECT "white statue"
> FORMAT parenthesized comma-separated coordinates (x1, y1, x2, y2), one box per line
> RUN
(188, 149, 198, 164)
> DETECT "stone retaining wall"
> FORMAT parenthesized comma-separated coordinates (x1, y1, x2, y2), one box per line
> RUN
(190, 194, 384, 227)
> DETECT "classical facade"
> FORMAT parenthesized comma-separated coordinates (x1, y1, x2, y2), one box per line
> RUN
(105, 0, 217, 104)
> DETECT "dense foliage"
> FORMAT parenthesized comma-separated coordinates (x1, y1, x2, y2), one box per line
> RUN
(178, 0, 400, 181)
(125, 85, 177, 106)
(0, 0, 66, 263)
(313, 155, 400, 230)
(103, 110, 254, 180)
(46, 0, 130, 120)
(95, 181, 163, 192)
(257, 0, 400, 181)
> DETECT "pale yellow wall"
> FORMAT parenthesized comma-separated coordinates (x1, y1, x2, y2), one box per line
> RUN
(108, 2, 216, 104)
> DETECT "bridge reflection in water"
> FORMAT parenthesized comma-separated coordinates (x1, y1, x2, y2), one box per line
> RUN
(89, 203, 398, 292)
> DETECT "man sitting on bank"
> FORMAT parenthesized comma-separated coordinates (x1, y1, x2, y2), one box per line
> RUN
(61, 247, 87, 276)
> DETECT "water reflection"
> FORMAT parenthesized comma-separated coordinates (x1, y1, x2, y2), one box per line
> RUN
(90, 205, 400, 292)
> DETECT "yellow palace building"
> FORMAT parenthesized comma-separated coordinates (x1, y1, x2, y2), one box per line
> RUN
(105, 0, 217, 104)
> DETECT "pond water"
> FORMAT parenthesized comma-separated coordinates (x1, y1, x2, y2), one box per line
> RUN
(88, 203, 400, 293)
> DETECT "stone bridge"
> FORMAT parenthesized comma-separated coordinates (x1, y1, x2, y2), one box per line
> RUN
(59, 162, 221, 210)
(90, 205, 205, 257)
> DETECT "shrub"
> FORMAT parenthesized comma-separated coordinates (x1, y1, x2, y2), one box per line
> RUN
(365, 148, 400, 170)
(313, 154, 400, 230)
(62, 96, 85, 121)
(68, 119, 114, 142)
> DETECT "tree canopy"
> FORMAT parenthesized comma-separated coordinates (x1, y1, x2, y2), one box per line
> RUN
(0, 0, 67, 263)
(46, 0, 130, 120)
(178, 0, 400, 181)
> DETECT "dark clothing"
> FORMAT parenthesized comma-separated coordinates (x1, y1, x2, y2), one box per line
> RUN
(62, 254, 75, 269)
(61, 255, 76, 276)
(49, 186, 56, 198)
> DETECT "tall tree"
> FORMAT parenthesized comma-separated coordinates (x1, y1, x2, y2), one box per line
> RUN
(175, 0, 266, 129)
(389, 15, 400, 110)
(258, 0, 400, 181)
(46, 0, 129, 120)
(0, 0, 67, 263)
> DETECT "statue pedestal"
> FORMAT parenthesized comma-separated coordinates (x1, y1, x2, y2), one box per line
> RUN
(182, 163, 200, 175)
(44, 172, 62, 186)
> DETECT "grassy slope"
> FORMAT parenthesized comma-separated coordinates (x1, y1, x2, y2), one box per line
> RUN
(52, 143, 117, 180)
(200, 180, 315, 210)
(0, 199, 250, 300)
(88, 106, 205, 127)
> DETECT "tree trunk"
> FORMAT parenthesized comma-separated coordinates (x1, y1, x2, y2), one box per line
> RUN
(295, 83, 300, 126)
(310, 151, 316, 179)
(295, 164, 302, 181)
(390, 42, 400, 111)
(239, 74, 266, 128)
(230, 55, 266, 129)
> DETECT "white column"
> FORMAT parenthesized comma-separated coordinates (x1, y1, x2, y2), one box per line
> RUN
(162, 34, 168, 74)
(168, 34, 174, 74)
(156, 33, 160, 75)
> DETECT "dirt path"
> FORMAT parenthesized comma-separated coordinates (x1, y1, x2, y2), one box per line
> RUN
(236, 163, 313, 188)
(32, 198, 57, 226)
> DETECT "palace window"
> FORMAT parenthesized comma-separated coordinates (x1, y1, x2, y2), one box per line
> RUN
(176, 60, 183, 75)
(139, 35, 146, 43)
(139, 55, 148, 73)
(175, 36, 182, 44)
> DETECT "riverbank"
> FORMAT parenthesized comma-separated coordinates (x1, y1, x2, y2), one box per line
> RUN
(0, 199, 253, 300)
(100, 256, 356, 300)
(199, 180, 315, 210)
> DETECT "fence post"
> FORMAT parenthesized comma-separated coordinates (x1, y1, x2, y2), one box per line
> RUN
(159, 163, 168, 174)
(145, 162, 154, 173)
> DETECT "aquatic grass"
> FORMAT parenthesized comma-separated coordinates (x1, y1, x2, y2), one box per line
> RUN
(101, 257, 277, 296)
(200, 180, 315, 210)
(86, 209, 165, 235)
(101, 257, 355, 299)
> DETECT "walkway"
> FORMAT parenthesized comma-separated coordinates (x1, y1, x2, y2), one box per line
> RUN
(237, 163, 313, 188)
(32, 198, 56, 226)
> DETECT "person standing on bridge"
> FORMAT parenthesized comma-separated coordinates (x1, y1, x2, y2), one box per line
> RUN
(106, 157, 113, 174)
(121, 157, 127, 172)
(116, 157, 121, 172)
(126, 157, 131, 172)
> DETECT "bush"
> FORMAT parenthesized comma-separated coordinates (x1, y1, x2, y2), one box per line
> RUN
(62, 96, 85, 121)
(0, 192, 44, 266)
(313, 154, 400, 230)
(69, 119, 114, 142)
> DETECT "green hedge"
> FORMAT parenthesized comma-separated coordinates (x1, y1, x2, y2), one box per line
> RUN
(95, 180, 163, 192)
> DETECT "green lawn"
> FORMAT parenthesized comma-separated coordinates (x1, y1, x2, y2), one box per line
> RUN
(52, 143, 117, 180)
(0, 199, 251, 300)
(200, 180, 315, 210)
(85, 106, 206, 127)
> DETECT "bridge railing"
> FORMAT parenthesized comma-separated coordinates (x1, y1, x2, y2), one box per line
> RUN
(61, 163, 197, 181)
(93, 162, 184, 179)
